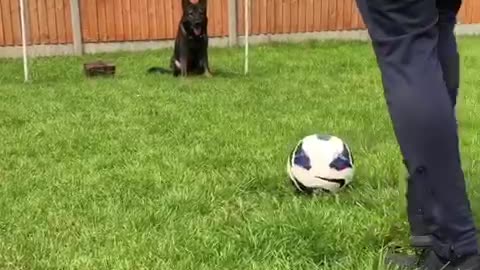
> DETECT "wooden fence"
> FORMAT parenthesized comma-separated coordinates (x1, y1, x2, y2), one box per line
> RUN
(1, 0, 480, 48)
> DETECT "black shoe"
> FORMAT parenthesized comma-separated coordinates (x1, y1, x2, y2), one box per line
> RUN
(385, 249, 480, 270)
(410, 234, 433, 248)
(385, 249, 429, 269)
(422, 250, 480, 270)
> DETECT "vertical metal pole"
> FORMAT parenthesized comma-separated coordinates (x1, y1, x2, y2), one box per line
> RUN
(19, 0, 29, 82)
(244, 0, 249, 75)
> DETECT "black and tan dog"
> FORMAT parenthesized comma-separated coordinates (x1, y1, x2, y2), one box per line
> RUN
(148, 0, 211, 77)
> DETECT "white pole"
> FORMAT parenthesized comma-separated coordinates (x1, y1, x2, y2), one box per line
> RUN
(244, 0, 249, 75)
(19, 0, 29, 82)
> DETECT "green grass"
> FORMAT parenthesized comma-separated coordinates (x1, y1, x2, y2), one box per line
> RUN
(1, 36, 480, 270)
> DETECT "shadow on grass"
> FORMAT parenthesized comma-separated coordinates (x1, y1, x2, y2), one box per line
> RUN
(143, 68, 242, 79)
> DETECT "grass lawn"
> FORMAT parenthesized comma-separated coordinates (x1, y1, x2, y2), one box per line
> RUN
(1, 36, 480, 270)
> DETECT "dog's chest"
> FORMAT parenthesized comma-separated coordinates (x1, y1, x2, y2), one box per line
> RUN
(187, 36, 206, 50)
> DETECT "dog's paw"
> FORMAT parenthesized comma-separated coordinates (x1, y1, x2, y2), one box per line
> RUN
(203, 70, 213, 78)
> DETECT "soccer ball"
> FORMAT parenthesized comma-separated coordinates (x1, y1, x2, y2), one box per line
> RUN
(287, 134, 355, 194)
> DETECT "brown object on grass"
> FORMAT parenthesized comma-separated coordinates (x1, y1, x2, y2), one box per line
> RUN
(84, 61, 116, 77)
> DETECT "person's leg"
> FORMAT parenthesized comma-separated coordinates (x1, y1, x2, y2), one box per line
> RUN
(406, 166, 435, 248)
(405, 0, 463, 249)
(437, 0, 461, 110)
(355, 0, 478, 265)
(355, 0, 434, 248)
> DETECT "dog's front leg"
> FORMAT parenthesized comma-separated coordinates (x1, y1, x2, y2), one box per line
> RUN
(202, 48, 212, 77)
(178, 44, 189, 77)
(180, 56, 188, 77)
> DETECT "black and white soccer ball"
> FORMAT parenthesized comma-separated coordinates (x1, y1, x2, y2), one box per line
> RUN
(287, 134, 355, 194)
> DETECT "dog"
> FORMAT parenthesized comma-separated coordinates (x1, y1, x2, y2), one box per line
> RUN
(148, 0, 211, 77)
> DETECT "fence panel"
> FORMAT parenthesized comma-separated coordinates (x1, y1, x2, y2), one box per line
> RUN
(0, 0, 21, 46)
(236, 0, 365, 36)
(0, 0, 72, 46)
(2, 0, 480, 47)
(79, 0, 227, 43)
(459, 0, 480, 24)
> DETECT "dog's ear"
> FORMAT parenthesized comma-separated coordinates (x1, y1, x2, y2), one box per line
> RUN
(182, 0, 191, 10)
(196, 0, 207, 13)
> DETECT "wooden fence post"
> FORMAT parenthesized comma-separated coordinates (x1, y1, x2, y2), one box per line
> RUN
(70, 0, 83, 55)
(228, 0, 238, 46)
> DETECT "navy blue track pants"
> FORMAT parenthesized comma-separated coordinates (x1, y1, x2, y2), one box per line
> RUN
(354, 0, 478, 260)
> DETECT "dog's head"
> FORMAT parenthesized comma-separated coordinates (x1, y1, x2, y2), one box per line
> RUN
(182, 0, 207, 37)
